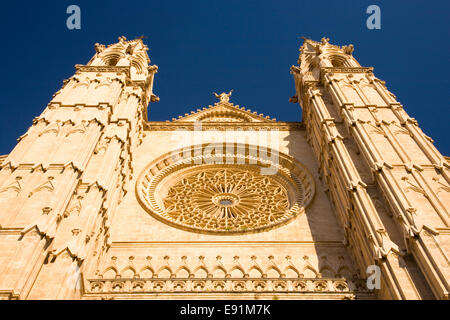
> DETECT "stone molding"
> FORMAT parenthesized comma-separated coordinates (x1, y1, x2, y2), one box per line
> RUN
(85, 277, 371, 298)
(144, 121, 303, 131)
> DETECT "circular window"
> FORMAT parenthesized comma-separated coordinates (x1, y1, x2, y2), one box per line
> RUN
(136, 144, 315, 235)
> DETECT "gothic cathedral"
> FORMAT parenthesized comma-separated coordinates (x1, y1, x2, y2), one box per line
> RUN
(0, 37, 448, 300)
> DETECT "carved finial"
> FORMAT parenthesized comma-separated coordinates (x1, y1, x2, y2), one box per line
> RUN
(213, 90, 233, 103)
(150, 94, 160, 102)
(289, 95, 298, 103)
(321, 37, 330, 45)
(342, 44, 354, 55)
(94, 43, 105, 53)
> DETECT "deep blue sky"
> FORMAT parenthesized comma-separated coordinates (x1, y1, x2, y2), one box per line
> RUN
(0, 1, 448, 155)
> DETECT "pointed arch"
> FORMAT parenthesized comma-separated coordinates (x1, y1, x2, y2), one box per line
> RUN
(301, 265, 319, 278)
(175, 266, 191, 278)
(101, 266, 118, 279)
(319, 265, 335, 278)
(100, 53, 124, 66)
(336, 266, 353, 279)
(39, 122, 60, 137)
(266, 266, 282, 278)
(308, 61, 320, 80)
(193, 266, 209, 278)
(130, 57, 146, 75)
(94, 79, 112, 90)
(28, 179, 54, 198)
(139, 266, 154, 278)
(327, 54, 352, 68)
(284, 266, 300, 278)
(64, 197, 82, 218)
(212, 265, 227, 278)
(229, 265, 245, 278)
(0, 185, 20, 195)
(156, 266, 173, 278)
(248, 266, 264, 278)
(120, 266, 137, 279)
(0, 180, 21, 202)
(65, 123, 86, 137)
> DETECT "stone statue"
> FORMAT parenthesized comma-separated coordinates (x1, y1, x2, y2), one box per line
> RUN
(94, 43, 105, 53)
(342, 44, 354, 55)
(214, 90, 233, 103)
(321, 37, 330, 45)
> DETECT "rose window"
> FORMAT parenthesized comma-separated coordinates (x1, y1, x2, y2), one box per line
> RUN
(162, 168, 291, 232)
(136, 144, 315, 235)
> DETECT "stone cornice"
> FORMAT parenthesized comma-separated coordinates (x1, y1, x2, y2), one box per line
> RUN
(321, 67, 373, 74)
(144, 121, 303, 131)
(84, 277, 372, 297)
(75, 64, 131, 77)
(109, 241, 347, 248)
(321, 67, 374, 82)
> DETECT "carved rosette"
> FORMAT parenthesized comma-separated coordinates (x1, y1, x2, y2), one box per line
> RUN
(136, 144, 315, 234)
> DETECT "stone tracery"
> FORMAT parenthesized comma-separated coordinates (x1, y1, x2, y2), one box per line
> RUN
(163, 168, 291, 232)
(136, 144, 315, 235)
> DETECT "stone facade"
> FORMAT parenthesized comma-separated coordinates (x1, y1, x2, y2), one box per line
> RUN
(0, 37, 448, 300)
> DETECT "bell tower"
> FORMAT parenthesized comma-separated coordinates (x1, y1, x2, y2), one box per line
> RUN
(0, 37, 158, 299)
(291, 37, 449, 299)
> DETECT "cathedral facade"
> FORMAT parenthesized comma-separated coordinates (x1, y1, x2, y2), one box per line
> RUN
(0, 37, 448, 300)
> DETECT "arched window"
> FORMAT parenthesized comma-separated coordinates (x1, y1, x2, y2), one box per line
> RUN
(102, 53, 122, 66)
(329, 55, 348, 67)
(106, 57, 119, 66)
(308, 62, 320, 79)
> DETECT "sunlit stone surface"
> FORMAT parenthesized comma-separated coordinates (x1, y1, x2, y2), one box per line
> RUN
(0, 37, 448, 300)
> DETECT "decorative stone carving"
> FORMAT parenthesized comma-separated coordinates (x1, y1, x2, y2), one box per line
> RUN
(136, 144, 315, 235)
(85, 278, 369, 296)
(2, 36, 448, 301)
(213, 90, 233, 103)
(162, 167, 291, 233)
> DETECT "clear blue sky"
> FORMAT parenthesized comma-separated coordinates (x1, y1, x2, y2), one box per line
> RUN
(0, 1, 448, 155)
